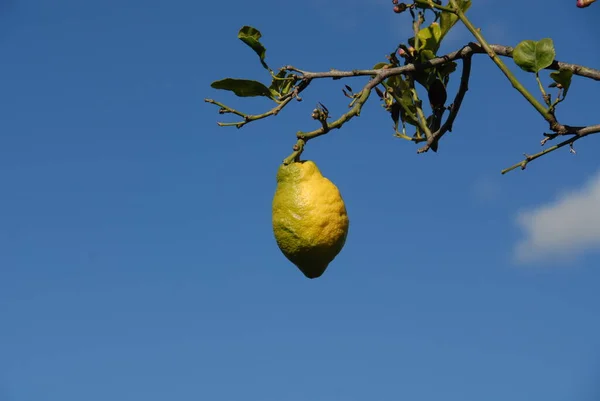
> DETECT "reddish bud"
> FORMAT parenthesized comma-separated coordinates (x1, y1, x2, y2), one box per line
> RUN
(577, 0, 597, 7)
(393, 3, 407, 13)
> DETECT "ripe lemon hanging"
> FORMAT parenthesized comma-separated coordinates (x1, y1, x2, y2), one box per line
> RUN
(272, 160, 349, 279)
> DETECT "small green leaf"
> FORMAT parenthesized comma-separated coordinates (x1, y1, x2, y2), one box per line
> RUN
(373, 62, 389, 70)
(513, 38, 556, 73)
(386, 75, 401, 90)
(238, 26, 270, 70)
(400, 100, 419, 127)
(419, 49, 436, 62)
(416, 22, 442, 53)
(399, 87, 418, 126)
(439, 0, 471, 41)
(438, 61, 457, 77)
(427, 78, 447, 109)
(390, 102, 401, 128)
(279, 78, 297, 96)
(269, 69, 288, 94)
(211, 78, 275, 99)
(549, 69, 573, 97)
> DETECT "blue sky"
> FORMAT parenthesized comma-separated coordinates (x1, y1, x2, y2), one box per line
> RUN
(1, 1, 600, 400)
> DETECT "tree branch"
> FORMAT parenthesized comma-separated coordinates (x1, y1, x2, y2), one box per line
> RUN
(207, 42, 600, 129)
(282, 78, 379, 164)
(208, 40, 600, 170)
(501, 124, 600, 174)
(204, 79, 309, 128)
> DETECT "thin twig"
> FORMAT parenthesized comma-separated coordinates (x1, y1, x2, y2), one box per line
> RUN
(282, 80, 381, 164)
(501, 124, 600, 174)
(205, 80, 309, 128)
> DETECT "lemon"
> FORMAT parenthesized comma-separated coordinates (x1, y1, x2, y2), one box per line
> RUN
(272, 160, 349, 279)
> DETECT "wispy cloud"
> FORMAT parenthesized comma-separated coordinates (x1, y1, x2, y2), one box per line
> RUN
(513, 170, 600, 264)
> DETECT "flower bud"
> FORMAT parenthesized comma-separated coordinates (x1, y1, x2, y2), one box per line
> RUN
(393, 3, 407, 13)
(577, 0, 596, 7)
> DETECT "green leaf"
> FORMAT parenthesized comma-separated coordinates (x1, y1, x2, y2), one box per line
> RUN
(279, 78, 295, 97)
(398, 82, 418, 126)
(385, 76, 418, 127)
(549, 69, 573, 98)
(400, 98, 419, 127)
(268, 69, 299, 97)
(390, 102, 401, 129)
(438, 61, 457, 76)
(211, 78, 275, 99)
(419, 49, 436, 62)
(269, 69, 288, 94)
(238, 26, 269, 70)
(373, 62, 389, 70)
(408, 0, 471, 54)
(427, 78, 447, 109)
(412, 50, 437, 90)
(416, 22, 442, 53)
(439, 0, 471, 41)
(513, 38, 556, 73)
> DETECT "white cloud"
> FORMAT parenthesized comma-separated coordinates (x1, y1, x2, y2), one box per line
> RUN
(513, 170, 600, 264)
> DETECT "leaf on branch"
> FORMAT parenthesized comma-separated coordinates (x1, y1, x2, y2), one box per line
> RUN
(398, 80, 419, 126)
(269, 69, 297, 97)
(549, 69, 573, 98)
(373, 62, 390, 70)
(513, 38, 556, 73)
(437, 61, 457, 80)
(409, 0, 471, 54)
(439, 0, 471, 40)
(238, 26, 270, 70)
(400, 98, 419, 127)
(390, 102, 401, 129)
(384, 75, 419, 127)
(211, 78, 276, 99)
(416, 49, 438, 88)
(416, 21, 442, 53)
(269, 69, 288, 93)
(428, 78, 447, 109)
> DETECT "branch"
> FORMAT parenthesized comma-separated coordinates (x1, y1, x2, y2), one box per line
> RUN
(449, 1, 555, 126)
(207, 42, 600, 129)
(501, 124, 600, 174)
(282, 79, 379, 164)
(290, 44, 600, 82)
(278, 45, 483, 164)
(277, 42, 599, 169)
(204, 79, 309, 128)
(208, 36, 600, 170)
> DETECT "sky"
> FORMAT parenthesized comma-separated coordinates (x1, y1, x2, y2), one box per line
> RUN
(1, 1, 600, 400)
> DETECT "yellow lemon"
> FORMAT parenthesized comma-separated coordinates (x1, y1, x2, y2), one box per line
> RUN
(272, 160, 349, 279)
